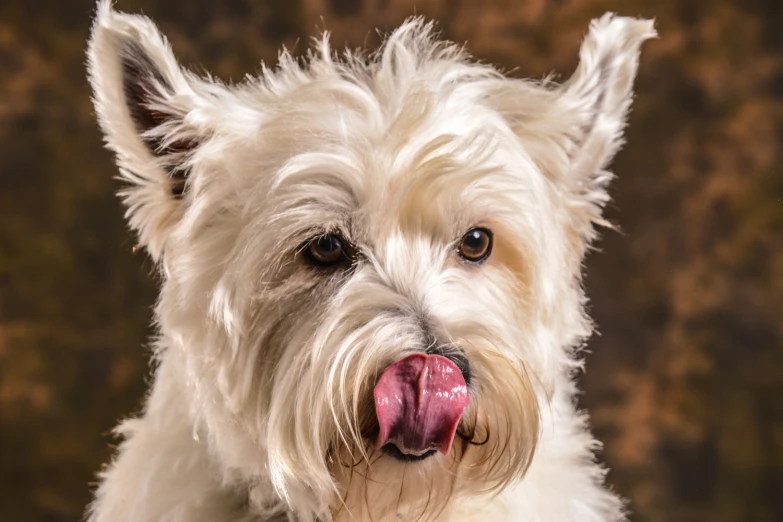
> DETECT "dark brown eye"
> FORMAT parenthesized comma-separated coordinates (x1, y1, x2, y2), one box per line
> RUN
(458, 228, 493, 263)
(306, 234, 346, 266)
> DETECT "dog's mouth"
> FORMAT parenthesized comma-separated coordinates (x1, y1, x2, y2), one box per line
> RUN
(381, 444, 437, 462)
(373, 353, 470, 460)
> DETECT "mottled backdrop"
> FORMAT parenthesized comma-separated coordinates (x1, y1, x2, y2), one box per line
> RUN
(1, 1, 781, 521)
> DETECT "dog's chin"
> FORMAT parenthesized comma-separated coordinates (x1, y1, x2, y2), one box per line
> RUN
(381, 443, 438, 462)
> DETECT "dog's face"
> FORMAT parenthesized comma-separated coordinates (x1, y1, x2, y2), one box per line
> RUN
(88, 2, 653, 519)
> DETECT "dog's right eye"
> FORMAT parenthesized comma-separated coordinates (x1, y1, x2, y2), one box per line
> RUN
(306, 234, 346, 266)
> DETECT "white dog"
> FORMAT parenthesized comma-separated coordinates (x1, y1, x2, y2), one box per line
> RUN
(86, 1, 654, 520)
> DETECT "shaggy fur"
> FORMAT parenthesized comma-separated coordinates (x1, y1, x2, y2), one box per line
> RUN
(86, 1, 654, 520)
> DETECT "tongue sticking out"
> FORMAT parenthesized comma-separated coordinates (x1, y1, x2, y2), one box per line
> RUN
(374, 353, 469, 456)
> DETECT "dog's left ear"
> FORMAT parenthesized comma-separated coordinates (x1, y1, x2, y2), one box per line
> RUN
(497, 15, 655, 248)
(558, 15, 656, 234)
(87, 1, 220, 260)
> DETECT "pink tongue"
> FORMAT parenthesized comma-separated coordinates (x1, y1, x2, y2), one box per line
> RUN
(374, 353, 469, 456)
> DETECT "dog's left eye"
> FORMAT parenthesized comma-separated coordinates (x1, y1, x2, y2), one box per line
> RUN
(306, 234, 347, 266)
(458, 228, 493, 263)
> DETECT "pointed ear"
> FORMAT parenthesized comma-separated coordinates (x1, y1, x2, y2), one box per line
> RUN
(87, 1, 213, 260)
(493, 15, 654, 251)
(557, 14, 656, 229)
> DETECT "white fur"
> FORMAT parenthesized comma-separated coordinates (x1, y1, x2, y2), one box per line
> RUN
(86, 1, 655, 520)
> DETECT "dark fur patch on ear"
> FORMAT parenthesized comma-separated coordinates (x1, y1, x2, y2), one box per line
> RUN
(120, 40, 196, 198)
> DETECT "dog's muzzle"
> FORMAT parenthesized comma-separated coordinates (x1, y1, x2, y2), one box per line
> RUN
(374, 353, 470, 459)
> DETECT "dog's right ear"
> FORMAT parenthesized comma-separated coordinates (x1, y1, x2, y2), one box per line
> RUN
(88, 1, 216, 260)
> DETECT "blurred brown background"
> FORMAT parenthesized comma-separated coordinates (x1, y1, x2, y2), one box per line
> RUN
(1, 0, 781, 521)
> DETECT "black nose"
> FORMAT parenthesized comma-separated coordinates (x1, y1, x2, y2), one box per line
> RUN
(427, 345, 471, 386)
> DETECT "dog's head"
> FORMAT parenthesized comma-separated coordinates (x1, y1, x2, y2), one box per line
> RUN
(88, 2, 653, 519)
